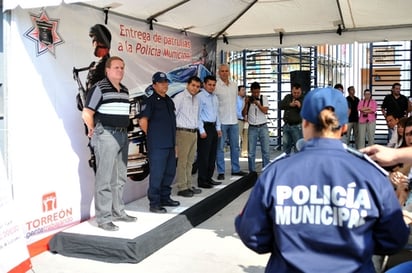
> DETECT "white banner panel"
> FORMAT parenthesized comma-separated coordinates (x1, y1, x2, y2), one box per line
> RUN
(5, 3, 215, 255)
(0, 155, 32, 273)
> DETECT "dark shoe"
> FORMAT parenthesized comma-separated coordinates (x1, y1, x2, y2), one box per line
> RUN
(190, 187, 202, 194)
(198, 182, 213, 189)
(150, 206, 167, 213)
(231, 171, 248, 176)
(217, 174, 225, 180)
(161, 198, 180, 207)
(98, 222, 119, 231)
(177, 189, 194, 197)
(209, 179, 222, 186)
(113, 214, 137, 222)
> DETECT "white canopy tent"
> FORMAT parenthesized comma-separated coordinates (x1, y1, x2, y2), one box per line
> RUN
(0, 0, 411, 265)
(4, 0, 412, 50)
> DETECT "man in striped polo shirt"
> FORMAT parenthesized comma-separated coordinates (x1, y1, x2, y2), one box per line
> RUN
(82, 56, 137, 231)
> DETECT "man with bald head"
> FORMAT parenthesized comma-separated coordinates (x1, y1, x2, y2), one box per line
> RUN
(214, 64, 247, 180)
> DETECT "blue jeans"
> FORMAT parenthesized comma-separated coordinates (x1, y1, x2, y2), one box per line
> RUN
(282, 124, 302, 154)
(91, 123, 128, 225)
(147, 147, 176, 207)
(248, 124, 270, 172)
(217, 124, 240, 174)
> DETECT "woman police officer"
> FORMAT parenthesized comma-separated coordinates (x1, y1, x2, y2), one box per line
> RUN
(235, 87, 409, 273)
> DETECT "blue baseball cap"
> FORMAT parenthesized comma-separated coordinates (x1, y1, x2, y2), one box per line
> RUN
(152, 72, 169, 83)
(301, 87, 348, 126)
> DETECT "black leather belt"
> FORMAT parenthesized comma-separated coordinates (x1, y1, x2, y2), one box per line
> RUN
(177, 127, 198, 133)
(103, 126, 127, 132)
(249, 123, 266, 127)
(203, 122, 216, 126)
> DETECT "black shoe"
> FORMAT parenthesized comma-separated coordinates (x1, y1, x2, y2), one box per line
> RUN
(198, 182, 213, 189)
(209, 179, 222, 186)
(231, 171, 248, 176)
(113, 214, 137, 222)
(217, 174, 225, 180)
(190, 187, 202, 194)
(161, 198, 180, 207)
(98, 222, 119, 231)
(150, 206, 167, 213)
(177, 189, 194, 197)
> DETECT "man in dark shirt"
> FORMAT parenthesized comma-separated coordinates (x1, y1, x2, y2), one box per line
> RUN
(381, 83, 410, 140)
(279, 83, 303, 154)
(346, 86, 360, 148)
(382, 83, 410, 119)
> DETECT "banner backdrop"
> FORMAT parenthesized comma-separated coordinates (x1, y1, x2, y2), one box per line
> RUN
(5, 3, 216, 256)
(0, 154, 32, 273)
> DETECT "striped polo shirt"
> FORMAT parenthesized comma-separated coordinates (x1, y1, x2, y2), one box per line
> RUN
(85, 77, 130, 128)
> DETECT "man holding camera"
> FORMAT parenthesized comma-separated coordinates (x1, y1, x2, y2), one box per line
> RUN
(242, 82, 270, 172)
(279, 83, 303, 154)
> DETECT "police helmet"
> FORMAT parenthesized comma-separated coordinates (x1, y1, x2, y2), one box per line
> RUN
(89, 24, 111, 48)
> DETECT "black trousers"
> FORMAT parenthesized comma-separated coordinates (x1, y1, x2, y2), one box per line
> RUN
(197, 123, 218, 184)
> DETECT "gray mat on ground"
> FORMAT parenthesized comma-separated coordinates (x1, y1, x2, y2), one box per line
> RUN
(48, 172, 257, 263)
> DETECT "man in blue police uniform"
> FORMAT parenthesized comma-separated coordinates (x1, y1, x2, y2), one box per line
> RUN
(139, 72, 180, 213)
(235, 87, 409, 273)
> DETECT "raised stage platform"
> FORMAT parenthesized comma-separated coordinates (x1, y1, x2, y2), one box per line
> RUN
(48, 172, 257, 263)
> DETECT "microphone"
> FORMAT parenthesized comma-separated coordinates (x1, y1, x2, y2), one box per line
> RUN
(296, 138, 306, 152)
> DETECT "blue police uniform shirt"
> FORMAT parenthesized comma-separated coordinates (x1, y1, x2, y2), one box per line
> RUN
(235, 138, 409, 273)
(140, 91, 176, 150)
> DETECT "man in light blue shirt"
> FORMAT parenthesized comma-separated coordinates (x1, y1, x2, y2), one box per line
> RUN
(197, 75, 222, 188)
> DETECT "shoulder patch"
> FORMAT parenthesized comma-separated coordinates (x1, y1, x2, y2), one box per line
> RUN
(262, 152, 289, 171)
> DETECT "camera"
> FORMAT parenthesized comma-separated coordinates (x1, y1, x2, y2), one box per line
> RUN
(248, 96, 255, 103)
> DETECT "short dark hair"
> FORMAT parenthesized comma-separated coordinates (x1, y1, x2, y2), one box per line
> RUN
(334, 83, 343, 90)
(292, 83, 301, 89)
(204, 75, 216, 84)
(363, 89, 371, 95)
(392, 82, 401, 89)
(187, 75, 201, 84)
(250, 82, 260, 90)
(238, 85, 245, 91)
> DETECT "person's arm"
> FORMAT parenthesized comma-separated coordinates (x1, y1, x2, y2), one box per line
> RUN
(360, 145, 412, 166)
(139, 117, 148, 135)
(242, 96, 249, 117)
(82, 108, 95, 138)
(279, 94, 291, 110)
(255, 95, 269, 114)
(235, 177, 273, 254)
(254, 100, 269, 114)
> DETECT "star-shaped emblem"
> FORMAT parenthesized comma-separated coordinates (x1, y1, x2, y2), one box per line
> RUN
(24, 10, 64, 57)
